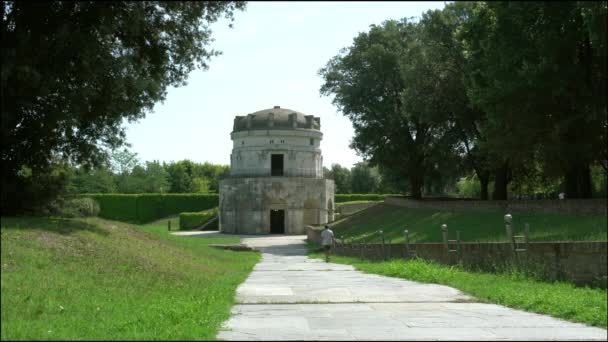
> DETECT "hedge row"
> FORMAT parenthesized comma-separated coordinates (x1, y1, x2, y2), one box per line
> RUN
(334, 194, 395, 203)
(179, 208, 218, 230)
(79, 193, 391, 223)
(80, 193, 219, 223)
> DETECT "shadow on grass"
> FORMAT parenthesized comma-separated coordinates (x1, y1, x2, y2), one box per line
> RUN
(1, 216, 109, 236)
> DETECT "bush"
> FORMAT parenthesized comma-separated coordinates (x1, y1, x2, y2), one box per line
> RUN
(79, 193, 218, 223)
(54, 197, 101, 218)
(335, 194, 391, 203)
(179, 208, 218, 230)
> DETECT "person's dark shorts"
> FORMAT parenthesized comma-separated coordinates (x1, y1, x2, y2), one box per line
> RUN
(323, 245, 331, 251)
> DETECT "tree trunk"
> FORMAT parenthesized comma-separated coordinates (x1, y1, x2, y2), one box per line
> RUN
(565, 162, 592, 198)
(410, 174, 423, 199)
(478, 172, 490, 200)
(492, 163, 509, 200)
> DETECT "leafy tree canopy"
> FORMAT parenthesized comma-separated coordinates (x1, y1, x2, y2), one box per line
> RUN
(1, 1, 245, 213)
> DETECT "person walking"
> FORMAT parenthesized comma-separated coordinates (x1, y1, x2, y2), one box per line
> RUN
(321, 225, 335, 263)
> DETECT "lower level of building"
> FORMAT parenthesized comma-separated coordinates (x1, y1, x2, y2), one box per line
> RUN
(219, 177, 335, 235)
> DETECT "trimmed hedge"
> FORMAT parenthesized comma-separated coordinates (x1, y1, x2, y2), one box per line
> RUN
(179, 208, 218, 230)
(80, 193, 218, 223)
(80, 193, 393, 223)
(335, 194, 395, 203)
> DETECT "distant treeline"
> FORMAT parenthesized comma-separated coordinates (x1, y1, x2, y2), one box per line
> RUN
(67, 149, 229, 194)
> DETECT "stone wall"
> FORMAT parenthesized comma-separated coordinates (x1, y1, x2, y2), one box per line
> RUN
(307, 225, 323, 244)
(307, 227, 606, 287)
(336, 201, 380, 216)
(220, 177, 334, 234)
(331, 240, 607, 287)
(385, 196, 607, 215)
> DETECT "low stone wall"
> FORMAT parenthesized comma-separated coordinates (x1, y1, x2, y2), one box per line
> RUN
(307, 225, 323, 244)
(336, 201, 380, 216)
(385, 196, 607, 215)
(332, 240, 607, 287)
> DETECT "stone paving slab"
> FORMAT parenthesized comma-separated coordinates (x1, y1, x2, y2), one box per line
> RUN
(219, 303, 607, 341)
(204, 234, 607, 341)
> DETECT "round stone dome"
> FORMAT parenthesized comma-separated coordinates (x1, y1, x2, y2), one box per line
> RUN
(232, 106, 321, 132)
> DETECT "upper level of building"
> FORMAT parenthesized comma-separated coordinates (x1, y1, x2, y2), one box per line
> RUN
(232, 106, 320, 133)
(228, 106, 325, 178)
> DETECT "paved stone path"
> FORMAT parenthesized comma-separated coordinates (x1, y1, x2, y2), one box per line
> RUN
(177, 233, 607, 341)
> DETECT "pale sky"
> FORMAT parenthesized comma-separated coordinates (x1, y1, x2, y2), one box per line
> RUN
(124, 1, 446, 168)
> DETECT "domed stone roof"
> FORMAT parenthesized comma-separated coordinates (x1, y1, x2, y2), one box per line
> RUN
(232, 106, 321, 132)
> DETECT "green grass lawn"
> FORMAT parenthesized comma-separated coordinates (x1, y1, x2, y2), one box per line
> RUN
(330, 203, 607, 243)
(1, 216, 260, 340)
(308, 243, 607, 328)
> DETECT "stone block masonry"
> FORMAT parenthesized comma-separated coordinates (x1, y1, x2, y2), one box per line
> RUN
(329, 239, 608, 287)
(219, 106, 335, 235)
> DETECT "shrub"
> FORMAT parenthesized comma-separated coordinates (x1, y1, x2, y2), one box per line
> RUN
(54, 197, 101, 218)
(179, 208, 218, 230)
(79, 193, 218, 223)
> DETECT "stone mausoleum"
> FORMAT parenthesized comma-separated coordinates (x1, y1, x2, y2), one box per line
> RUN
(219, 106, 335, 234)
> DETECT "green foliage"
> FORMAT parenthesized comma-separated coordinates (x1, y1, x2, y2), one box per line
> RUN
(459, 2, 607, 198)
(1, 1, 245, 214)
(591, 165, 608, 198)
(329, 204, 607, 243)
(320, 2, 607, 200)
(319, 17, 463, 199)
(67, 166, 117, 194)
(111, 148, 140, 175)
(65, 153, 227, 195)
(84, 194, 140, 222)
(0, 216, 259, 340)
(326, 164, 352, 193)
(307, 250, 607, 328)
(350, 162, 382, 194)
(82, 193, 218, 223)
(53, 197, 101, 218)
(2, 163, 73, 214)
(179, 208, 219, 230)
(456, 174, 493, 199)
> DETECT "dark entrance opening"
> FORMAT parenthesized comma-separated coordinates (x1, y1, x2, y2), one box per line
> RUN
(270, 209, 285, 234)
(271, 154, 284, 176)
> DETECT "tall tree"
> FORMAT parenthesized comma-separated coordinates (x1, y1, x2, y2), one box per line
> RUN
(350, 162, 381, 194)
(320, 19, 461, 199)
(460, 2, 607, 199)
(1, 1, 245, 213)
(67, 165, 117, 194)
(143, 161, 170, 193)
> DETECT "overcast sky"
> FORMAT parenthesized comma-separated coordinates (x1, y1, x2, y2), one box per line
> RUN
(123, 1, 446, 168)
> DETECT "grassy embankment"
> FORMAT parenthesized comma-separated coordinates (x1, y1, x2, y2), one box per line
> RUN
(330, 203, 607, 242)
(1, 216, 260, 340)
(308, 244, 607, 328)
(312, 203, 607, 328)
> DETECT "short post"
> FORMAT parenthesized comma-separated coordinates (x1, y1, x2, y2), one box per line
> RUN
(359, 234, 364, 259)
(404, 229, 410, 258)
(168, 220, 171, 231)
(379, 230, 385, 260)
(524, 223, 530, 250)
(504, 214, 514, 251)
(441, 224, 448, 250)
(456, 230, 461, 260)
